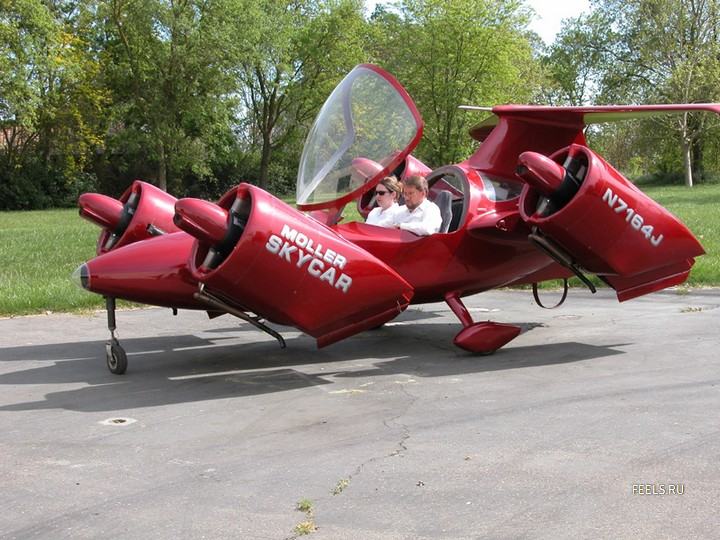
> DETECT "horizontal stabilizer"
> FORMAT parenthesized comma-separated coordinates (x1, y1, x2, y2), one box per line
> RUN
(469, 103, 720, 142)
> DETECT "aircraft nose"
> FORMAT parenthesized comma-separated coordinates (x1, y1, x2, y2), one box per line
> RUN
(71, 263, 90, 290)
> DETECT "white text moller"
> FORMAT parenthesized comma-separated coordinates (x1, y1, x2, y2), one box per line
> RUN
(265, 224, 353, 293)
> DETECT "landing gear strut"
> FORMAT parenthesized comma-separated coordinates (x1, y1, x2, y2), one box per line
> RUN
(104, 296, 128, 374)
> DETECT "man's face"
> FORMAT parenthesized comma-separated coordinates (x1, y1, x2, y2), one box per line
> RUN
(403, 185, 425, 211)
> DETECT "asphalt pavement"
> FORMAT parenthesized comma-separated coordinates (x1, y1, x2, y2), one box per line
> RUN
(1, 288, 719, 539)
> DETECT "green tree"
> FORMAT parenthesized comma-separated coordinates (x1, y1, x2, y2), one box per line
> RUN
(540, 12, 609, 106)
(237, 0, 367, 191)
(1, 0, 106, 208)
(99, 0, 247, 193)
(369, 0, 540, 166)
(547, 0, 720, 186)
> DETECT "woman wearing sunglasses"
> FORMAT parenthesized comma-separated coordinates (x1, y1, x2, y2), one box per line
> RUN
(366, 176, 403, 227)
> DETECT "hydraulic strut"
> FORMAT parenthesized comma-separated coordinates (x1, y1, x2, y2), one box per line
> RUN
(193, 284, 286, 349)
(528, 228, 596, 294)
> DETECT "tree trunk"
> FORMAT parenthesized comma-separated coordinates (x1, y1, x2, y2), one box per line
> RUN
(692, 136, 704, 183)
(158, 141, 167, 192)
(682, 137, 693, 188)
(258, 131, 272, 190)
(680, 115, 693, 188)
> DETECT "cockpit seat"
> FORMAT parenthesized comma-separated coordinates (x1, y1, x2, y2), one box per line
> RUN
(433, 190, 453, 233)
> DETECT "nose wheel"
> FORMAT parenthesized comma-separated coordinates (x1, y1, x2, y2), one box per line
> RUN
(104, 296, 128, 375)
(106, 337, 128, 374)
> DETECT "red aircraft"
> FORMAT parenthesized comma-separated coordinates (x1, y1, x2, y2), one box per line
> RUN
(75, 64, 718, 374)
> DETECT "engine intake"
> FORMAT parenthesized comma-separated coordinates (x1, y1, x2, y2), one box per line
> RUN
(78, 180, 181, 254)
(517, 147, 585, 216)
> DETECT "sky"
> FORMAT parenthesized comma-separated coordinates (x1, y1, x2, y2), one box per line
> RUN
(526, 0, 590, 44)
(364, 0, 591, 45)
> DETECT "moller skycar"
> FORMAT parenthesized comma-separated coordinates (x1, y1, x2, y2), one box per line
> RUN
(75, 64, 716, 374)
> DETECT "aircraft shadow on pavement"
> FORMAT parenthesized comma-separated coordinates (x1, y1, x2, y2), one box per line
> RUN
(0, 314, 628, 413)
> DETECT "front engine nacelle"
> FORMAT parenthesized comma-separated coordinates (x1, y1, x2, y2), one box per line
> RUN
(517, 145, 705, 300)
(174, 184, 415, 346)
(79, 180, 181, 254)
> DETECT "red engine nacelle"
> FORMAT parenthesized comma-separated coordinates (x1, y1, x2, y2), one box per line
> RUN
(518, 145, 705, 301)
(174, 184, 415, 347)
(79, 180, 181, 254)
(75, 232, 202, 310)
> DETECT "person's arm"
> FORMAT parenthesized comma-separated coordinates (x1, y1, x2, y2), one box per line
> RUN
(398, 203, 442, 235)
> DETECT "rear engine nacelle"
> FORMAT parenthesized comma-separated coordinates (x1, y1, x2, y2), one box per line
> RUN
(174, 184, 415, 346)
(79, 180, 181, 254)
(518, 145, 704, 300)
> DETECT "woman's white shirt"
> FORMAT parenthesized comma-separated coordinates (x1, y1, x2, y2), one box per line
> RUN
(366, 202, 400, 227)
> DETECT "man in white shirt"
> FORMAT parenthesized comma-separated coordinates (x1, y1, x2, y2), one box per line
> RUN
(394, 175, 442, 235)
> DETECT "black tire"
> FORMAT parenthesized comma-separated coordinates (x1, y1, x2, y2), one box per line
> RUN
(106, 341, 128, 375)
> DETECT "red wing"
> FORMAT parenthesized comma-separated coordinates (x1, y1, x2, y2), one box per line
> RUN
(467, 103, 720, 177)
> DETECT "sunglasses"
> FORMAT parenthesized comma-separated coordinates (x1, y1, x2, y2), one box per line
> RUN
(375, 190, 389, 196)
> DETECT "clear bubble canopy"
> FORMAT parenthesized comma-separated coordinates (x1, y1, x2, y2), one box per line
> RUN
(296, 65, 422, 208)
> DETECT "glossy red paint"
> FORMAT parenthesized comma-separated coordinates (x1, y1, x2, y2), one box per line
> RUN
(351, 157, 385, 179)
(335, 163, 563, 303)
(446, 287, 522, 353)
(603, 261, 695, 302)
(402, 155, 433, 180)
(75, 64, 719, 369)
(468, 103, 720, 176)
(178, 184, 414, 346)
(79, 180, 182, 254)
(519, 144, 704, 277)
(82, 232, 202, 309)
(516, 152, 565, 196)
(78, 193, 124, 230)
(174, 198, 229, 246)
(469, 117, 586, 177)
(453, 323, 523, 354)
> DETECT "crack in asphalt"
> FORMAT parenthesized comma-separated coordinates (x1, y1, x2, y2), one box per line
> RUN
(354, 382, 417, 478)
(384, 383, 415, 459)
(284, 382, 419, 539)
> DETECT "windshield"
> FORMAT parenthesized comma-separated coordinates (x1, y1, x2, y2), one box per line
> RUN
(296, 64, 422, 208)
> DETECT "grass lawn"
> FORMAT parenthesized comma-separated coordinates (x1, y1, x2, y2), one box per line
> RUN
(0, 209, 103, 316)
(642, 184, 720, 285)
(1, 184, 718, 316)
